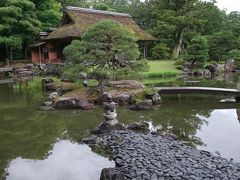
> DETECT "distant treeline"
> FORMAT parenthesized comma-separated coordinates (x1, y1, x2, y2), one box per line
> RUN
(1, 0, 240, 62)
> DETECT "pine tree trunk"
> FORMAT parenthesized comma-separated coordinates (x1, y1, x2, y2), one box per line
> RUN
(171, 28, 184, 59)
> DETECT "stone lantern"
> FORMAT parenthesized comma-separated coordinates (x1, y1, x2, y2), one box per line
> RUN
(103, 93, 118, 125)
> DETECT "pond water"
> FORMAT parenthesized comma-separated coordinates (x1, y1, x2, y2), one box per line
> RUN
(7, 141, 114, 180)
(1, 74, 240, 179)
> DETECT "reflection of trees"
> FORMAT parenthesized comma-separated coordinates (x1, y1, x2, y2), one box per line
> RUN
(119, 103, 213, 147)
(0, 84, 105, 179)
(0, 107, 68, 179)
(157, 74, 240, 89)
(0, 86, 67, 179)
(57, 108, 103, 142)
(151, 107, 211, 147)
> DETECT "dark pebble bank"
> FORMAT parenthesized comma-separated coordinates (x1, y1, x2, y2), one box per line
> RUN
(98, 130, 240, 179)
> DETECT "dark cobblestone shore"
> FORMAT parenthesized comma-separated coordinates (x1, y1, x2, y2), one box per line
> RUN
(101, 130, 240, 179)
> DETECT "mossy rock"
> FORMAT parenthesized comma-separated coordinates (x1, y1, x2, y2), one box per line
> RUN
(45, 82, 81, 92)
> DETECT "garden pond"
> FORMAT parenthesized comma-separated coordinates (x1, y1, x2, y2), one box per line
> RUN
(1, 73, 240, 179)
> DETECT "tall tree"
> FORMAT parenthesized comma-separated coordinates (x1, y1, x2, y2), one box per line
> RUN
(56, 0, 90, 8)
(93, 2, 116, 11)
(195, 1, 227, 35)
(151, 0, 202, 59)
(31, 0, 62, 30)
(207, 31, 240, 61)
(0, 0, 41, 60)
(227, 11, 240, 38)
(63, 20, 147, 84)
(185, 36, 209, 66)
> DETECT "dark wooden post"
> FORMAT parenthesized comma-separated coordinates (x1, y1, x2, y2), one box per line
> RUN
(38, 46, 42, 65)
(143, 41, 147, 59)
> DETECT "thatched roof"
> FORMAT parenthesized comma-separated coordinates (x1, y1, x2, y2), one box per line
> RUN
(45, 6, 155, 41)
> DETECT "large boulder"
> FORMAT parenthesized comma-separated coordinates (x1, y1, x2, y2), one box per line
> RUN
(25, 63, 34, 69)
(54, 97, 80, 109)
(45, 82, 80, 93)
(129, 99, 153, 110)
(107, 80, 144, 89)
(202, 69, 211, 77)
(112, 94, 131, 105)
(225, 59, 235, 72)
(42, 63, 63, 76)
(205, 63, 218, 74)
(19, 70, 33, 76)
(79, 101, 95, 110)
(127, 121, 149, 132)
(45, 83, 56, 91)
(54, 96, 95, 110)
(151, 93, 162, 105)
(100, 91, 140, 105)
(42, 78, 54, 85)
(100, 168, 124, 180)
(100, 80, 145, 105)
(92, 121, 124, 135)
(47, 92, 60, 101)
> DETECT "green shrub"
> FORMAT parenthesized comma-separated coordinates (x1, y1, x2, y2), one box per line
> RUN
(176, 65, 184, 70)
(185, 36, 209, 66)
(13, 77, 43, 94)
(174, 59, 186, 66)
(227, 49, 240, 63)
(144, 85, 158, 96)
(63, 19, 142, 84)
(151, 43, 171, 60)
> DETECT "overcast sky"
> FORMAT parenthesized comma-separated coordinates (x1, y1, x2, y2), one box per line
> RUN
(214, 0, 240, 13)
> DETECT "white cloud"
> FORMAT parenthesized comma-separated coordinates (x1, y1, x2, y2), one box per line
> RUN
(214, 0, 240, 13)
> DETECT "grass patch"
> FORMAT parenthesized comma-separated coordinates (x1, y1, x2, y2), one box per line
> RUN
(146, 60, 182, 78)
(13, 77, 43, 93)
(13, 76, 61, 93)
(143, 76, 179, 85)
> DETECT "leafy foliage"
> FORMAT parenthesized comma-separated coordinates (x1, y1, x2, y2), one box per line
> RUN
(1, 0, 240, 63)
(227, 49, 240, 67)
(56, 0, 90, 8)
(151, 43, 171, 60)
(0, 0, 41, 60)
(207, 31, 240, 61)
(33, 0, 62, 31)
(93, 3, 115, 11)
(227, 11, 240, 38)
(0, 0, 62, 61)
(63, 19, 147, 82)
(185, 36, 209, 66)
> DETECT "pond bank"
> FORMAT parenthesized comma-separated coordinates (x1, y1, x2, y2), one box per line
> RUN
(87, 128, 240, 179)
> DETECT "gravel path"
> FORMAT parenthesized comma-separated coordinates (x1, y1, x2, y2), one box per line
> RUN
(102, 130, 240, 179)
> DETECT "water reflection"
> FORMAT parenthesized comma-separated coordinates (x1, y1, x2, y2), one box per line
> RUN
(118, 101, 240, 162)
(149, 73, 240, 88)
(196, 109, 240, 162)
(6, 140, 114, 180)
(1, 73, 240, 178)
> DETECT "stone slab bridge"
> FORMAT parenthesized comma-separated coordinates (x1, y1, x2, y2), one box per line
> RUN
(156, 87, 240, 102)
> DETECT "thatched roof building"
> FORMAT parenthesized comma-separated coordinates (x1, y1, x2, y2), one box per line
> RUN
(46, 6, 154, 41)
(30, 6, 155, 64)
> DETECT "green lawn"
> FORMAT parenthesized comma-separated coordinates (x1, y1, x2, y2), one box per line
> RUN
(143, 76, 179, 85)
(146, 60, 182, 78)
